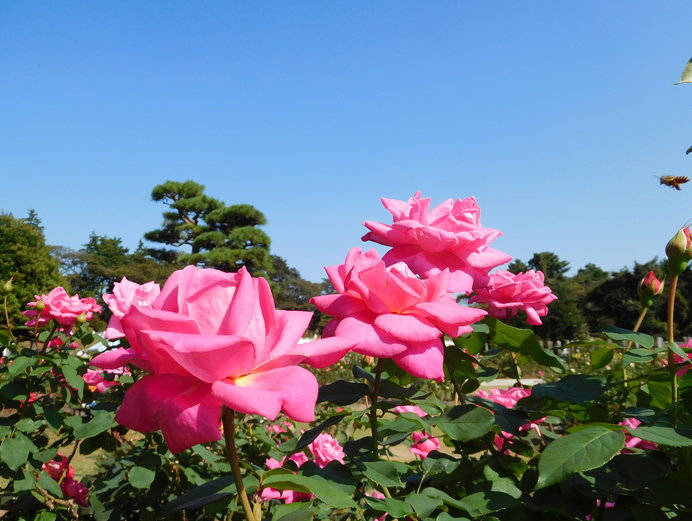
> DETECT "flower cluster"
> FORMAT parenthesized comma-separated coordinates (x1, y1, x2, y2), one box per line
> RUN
(23, 287, 101, 329)
(42, 455, 89, 507)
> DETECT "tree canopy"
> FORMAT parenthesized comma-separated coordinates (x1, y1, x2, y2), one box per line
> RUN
(144, 180, 272, 274)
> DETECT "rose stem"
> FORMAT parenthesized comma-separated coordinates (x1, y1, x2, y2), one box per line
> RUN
(222, 407, 257, 521)
(666, 275, 680, 424)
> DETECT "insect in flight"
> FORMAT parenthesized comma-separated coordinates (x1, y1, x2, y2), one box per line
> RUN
(658, 175, 690, 190)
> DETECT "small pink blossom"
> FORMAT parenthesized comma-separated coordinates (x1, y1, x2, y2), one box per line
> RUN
(410, 431, 440, 458)
(469, 270, 557, 326)
(82, 367, 130, 393)
(311, 248, 486, 381)
(365, 489, 388, 521)
(102, 278, 161, 339)
(92, 266, 354, 453)
(362, 192, 512, 294)
(23, 287, 101, 328)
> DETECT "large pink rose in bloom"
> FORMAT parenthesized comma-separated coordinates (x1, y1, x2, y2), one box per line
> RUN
(468, 269, 557, 326)
(91, 266, 352, 453)
(103, 277, 161, 339)
(311, 248, 487, 381)
(362, 192, 512, 294)
(23, 287, 102, 328)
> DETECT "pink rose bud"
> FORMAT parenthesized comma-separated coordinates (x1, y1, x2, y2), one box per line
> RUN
(666, 227, 692, 276)
(638, 271, 664, 307)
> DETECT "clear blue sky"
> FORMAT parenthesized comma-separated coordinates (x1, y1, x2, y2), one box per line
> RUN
(2, 2, 691, 282)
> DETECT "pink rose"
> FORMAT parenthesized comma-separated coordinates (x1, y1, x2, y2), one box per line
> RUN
(310, 433, 346, 467)
(392, 405, 427, 417)
(43, 455, 74, 481)
(103, 277, 161, 339)
(91, 266, 353, 453)
(669, 339, 692, 377)
(23, 287, 102, 327)
(468, 270, 557, 326)
(311, 248, 486, 381)
(410, 431, 440, 458)
(362, 192, 512, 294)
(475, 387, 543, 450)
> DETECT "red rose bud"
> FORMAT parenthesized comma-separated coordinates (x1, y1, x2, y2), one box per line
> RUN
(666, 227, 692, 277)
(638, 271, 664, 307)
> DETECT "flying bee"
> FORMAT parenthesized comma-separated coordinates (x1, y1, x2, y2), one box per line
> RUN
(658, 175, 690, 190)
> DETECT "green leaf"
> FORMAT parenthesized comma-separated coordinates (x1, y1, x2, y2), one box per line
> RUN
(666, 341, 691, 363)
(486, 317, 566, 371)
(453, 330, 487, 356)
(0, 435, 30, 470)
(317, 380, 370, 405)
(359, 460, 408, 487)
(590, 347, 613, 369)
(294, 414, 347, 451)
(34, 512, 57, 521)
(73, 410, 115, 439)
(128, 466, 156, 489)
(263, 469, 357, 509)
(531, 375, 606, 404)
(536, 426, 625, 489)
(674, 57, 692, 84)
(160, 476, 235, 515)
(275, 508, 315, 521)
(406, 491, 443, 517)
(601, 325, 654, 348)
(8, 356, 35, 377)
(37, 471, 64, 498)
(435, 405, 494, 441)
(436, 514, 471, 521)
(627, 426, 692, 447)
(15, 418, 42, 433)
(365, 496, 414, 518)
(622, 347, 657, 366)
(13, 469, 36, 493)
(461, 491, 520, 516)
(60, 365, 84, 399)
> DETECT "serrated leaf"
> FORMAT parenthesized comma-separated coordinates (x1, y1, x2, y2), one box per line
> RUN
(435, 405, 494, 441)
(601, 326, 654, 348)
(360, 460, 408, 487)
(0, 435, 30, 470)
(128, 466, 156, 488)
(486, 317, 566, 371)
(627, 426, 692, 447)
(536, 426, 625, 489)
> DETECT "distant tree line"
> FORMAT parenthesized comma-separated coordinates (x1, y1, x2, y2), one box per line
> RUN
(0, 181, 687, 339)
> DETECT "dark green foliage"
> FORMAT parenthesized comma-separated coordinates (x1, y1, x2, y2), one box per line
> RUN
(144, 180, 272, 274)
(0, 211, 65, 326)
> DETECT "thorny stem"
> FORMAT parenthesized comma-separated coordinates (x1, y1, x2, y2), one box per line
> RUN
(667, 275, 679, 424)
(221, 407, 257, 521)
(622, 306, 649, 392)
